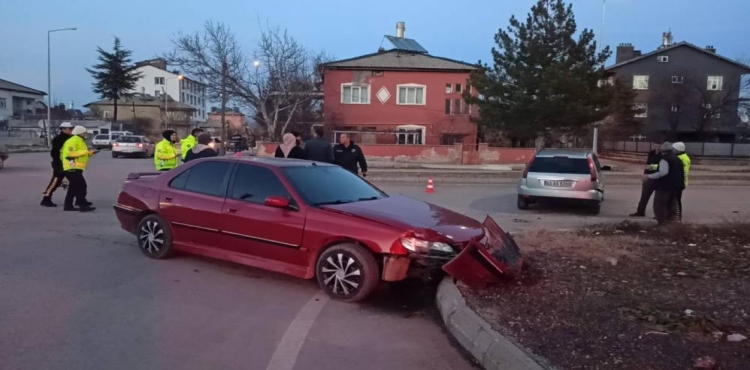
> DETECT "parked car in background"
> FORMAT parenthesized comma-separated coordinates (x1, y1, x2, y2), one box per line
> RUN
(110, 131, 134, 137)
(92, 133, 121, 150)
(114, 158, 488, 302)
(112, 135, 154, 158)
(517, 149, 610, 214)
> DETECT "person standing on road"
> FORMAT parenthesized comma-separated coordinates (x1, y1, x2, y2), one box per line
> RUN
(184, 133, 218, 162)
(673, 142, 691, 221)
(333, 133, 368, 177)
(40, 122, 74, 207)
(180, 128, 203, 162)
(644, 142, 685, 226)
(155, 130, 179, 171)
(61, 125, 97, 212)
(275, 133, 306, 159)
(630, 141, 662, 217)
(231, 130, 243, 153)
(304, 127, 334, 163)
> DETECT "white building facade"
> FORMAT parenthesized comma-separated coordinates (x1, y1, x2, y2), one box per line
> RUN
(0, 78, 46, 120)
(131, 58, 207, 122)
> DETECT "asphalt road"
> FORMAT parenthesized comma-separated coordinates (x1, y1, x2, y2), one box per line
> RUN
(1, 152, 748, 370)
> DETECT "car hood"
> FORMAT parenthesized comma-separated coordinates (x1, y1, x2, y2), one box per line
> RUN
(322, 195, 483, 243)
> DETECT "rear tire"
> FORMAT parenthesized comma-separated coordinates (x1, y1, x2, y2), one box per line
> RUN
(517, 195, 530, 210)
(111, 152, 118, 158)
(589, 202, 601, 215)
(316, 243, 379, 303)
(136, 214, 173, 259)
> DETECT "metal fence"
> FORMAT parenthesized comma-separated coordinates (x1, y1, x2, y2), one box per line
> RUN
(603, 140, 750, 157)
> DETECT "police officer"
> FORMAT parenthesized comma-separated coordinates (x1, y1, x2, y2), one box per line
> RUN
(643, 142, 685, 226)
(672, 142, 691, 221)
(61, 125, 98, 212)
(180, 128, 203, 162)
(40, 122, 73, 207)
(333, 133, 368, 177)
(630, 141, 662, 217)
(155, 130, 179, 171)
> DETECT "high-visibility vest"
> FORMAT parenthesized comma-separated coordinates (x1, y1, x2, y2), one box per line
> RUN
(180, 135, 196, 160)
(155, 139, 178, 171)
(678, 153, 691, 187)
(61, 135, 92, 171)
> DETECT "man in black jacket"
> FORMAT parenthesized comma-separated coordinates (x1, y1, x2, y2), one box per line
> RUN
(184, 133, 218, 162)
(40, 122, 74, 207)
(644, 142, 685, 226)
(630, 141, 662, 217)
(333, 134, 367, 176)
(304, 127, 334, 163)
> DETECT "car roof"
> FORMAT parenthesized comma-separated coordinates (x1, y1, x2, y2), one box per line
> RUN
(535, 149, 592, 159)
(208, 156, 338, 168)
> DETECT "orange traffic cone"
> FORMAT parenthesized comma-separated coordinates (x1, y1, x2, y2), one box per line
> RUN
(234, 151, 242, 157)
(426, 177, 435, 193)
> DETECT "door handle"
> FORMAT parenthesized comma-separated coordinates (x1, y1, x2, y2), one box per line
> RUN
(164, 197, 173, 202)
(228, 208, 238, 213)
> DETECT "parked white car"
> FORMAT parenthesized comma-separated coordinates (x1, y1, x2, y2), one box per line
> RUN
(92, 134, 121, 150)
(112, 136, 155, 158)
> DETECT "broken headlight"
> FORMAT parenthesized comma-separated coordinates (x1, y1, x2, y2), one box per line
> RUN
(400, 237, 454, 254)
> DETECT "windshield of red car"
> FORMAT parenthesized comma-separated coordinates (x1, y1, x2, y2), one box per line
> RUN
(281, 166, 387, 206)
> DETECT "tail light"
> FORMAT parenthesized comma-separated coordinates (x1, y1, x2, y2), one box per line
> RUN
(522, 156, 535, 179)
(137, 143, 143, 148)
(588, 157, 597, 182)
(113, 143, 118, 147)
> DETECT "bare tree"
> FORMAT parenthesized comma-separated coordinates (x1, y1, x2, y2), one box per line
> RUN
(166, 21, 324, 141)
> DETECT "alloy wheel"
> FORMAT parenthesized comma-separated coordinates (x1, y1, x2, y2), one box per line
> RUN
(320, 252, 363, 297)
(139, 220, 165, 255)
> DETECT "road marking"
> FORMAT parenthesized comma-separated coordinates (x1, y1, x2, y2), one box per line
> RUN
(265, 291, 329, 370)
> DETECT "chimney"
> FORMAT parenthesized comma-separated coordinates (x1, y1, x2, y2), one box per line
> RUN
(705, 45, 716, 53)
(616, 43, 636, 64)
(660, 31, 673, 49)
(396, 22, 405, 38)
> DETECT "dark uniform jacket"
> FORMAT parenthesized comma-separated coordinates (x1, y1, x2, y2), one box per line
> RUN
(644, 149, 661, 175)
(50, 133, 71, 171)
(654, 154, 685, 191)
(304, 137, 334, 163)
(333, 143, 367, 174)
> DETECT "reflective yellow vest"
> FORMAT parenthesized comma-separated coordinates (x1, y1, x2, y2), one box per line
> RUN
(61, 135, 92, 171)
(155, 139, 178, 171)
(678, 153, 691, 187)
(180, 135, 197, 160)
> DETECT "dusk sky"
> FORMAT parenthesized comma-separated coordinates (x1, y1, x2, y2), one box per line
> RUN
(1, 0, 748, 109)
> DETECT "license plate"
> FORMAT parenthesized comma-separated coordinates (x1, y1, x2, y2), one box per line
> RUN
(544, 180, 573, 187)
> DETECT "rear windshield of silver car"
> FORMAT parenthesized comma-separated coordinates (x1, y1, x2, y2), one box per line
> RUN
(529, 157, 590, 174)
(117, 136, 142, 143)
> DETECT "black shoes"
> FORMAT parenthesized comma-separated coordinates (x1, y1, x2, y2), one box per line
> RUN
(629, 212, 645, 217)
(76, 201, 93, 207)
(79, 206, 96, 213)
(63, 206, 80, 212)
(63, 205, 96, 212)
(40, 197, 57, 207)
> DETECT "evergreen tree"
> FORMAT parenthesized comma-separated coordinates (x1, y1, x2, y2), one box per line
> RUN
(86, 37, 141, 123)
(467, 0, 627, 146)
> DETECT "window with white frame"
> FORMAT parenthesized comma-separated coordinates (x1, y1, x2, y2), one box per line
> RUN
(671, 104, 681, 113)
(0, 98, 6, 109)
(396, 125, 425, 145)
(657, 55, 669, 63)
(707, 76, 723, 91)
(671, 76, 684, 84)
(154, 77, 165, 85)
(633, 75, 649, 90)
(397, 84, 426, 105)
(341, 84, 370, 104)
(445, 84, 452, 93)
(634, 103, 648, 117)
(455, 84, 462, 93)
(103, 110, 111, 118)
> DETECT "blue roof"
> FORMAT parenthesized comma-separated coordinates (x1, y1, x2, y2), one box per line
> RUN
(384, 36, 428, 54)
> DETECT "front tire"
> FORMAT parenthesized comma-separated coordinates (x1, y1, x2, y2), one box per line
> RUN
(111, 152, 119, 158)
(136, 214, 173, 259)
(316, 243, 379, 302)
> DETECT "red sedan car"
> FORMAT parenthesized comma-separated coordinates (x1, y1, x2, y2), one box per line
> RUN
(114, 157, 485, 302)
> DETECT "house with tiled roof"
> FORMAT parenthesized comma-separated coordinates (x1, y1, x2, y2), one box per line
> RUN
(0, 78, 47, 120)
(321, 22, 479, 146)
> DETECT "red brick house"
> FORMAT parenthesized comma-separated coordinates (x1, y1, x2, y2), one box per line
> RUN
(321, 22, 478, 146)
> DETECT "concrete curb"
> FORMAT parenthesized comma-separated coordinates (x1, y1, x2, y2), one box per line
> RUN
(436, 277, 547, 370)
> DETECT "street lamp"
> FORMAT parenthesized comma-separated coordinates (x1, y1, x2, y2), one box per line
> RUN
(163, 75, 183, 129)
(47, 27, 77, 148)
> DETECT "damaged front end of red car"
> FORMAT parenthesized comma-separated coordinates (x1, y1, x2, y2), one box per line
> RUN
(442, 215, 524, 288)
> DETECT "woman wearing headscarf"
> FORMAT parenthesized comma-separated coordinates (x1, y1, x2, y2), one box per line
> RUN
(184, 133, 218, 162)
(275, 133, 306, 159)
(155, 130, 179, 171)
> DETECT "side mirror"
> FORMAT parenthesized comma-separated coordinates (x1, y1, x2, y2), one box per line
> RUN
(264, 196, 290, 209)
(601, 165, 612, 171)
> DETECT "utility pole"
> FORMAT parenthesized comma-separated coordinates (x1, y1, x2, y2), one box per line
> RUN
(47, 27, 76, 148)
(219, 61, 228, 156)
(593, 0, 606, 155)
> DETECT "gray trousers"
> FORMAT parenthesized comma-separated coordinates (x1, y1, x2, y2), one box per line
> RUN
(653, 190, 677, 225)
